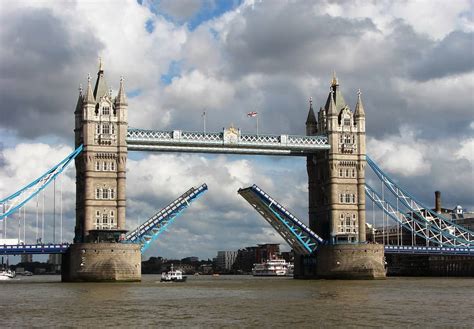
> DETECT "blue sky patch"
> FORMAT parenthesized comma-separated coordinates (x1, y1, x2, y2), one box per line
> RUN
(161, 60, 182, 85)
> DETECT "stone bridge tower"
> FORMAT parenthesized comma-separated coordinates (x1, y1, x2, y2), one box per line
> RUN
(74, 61, 128, 243)
(305, 74, 385, 279)
(63, 61, 141, 282)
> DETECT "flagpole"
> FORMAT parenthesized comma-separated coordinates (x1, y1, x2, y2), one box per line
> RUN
(202, 110, 206, 133)
(256, 114, 259, 136)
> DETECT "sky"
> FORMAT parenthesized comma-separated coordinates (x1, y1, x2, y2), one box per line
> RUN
(0, 0, 473, 260)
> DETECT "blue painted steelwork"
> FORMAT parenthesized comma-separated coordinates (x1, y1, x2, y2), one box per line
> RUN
(238, 184, 325, 255)
(0, 145, 83, 221)
(364, 184, 471, 248)
(126, 128, 329, 156)
(366, 156, 474, 247)
(124, 184, 208, 253)
(0, 243, 70, 255)
(384, 245, 474, 256)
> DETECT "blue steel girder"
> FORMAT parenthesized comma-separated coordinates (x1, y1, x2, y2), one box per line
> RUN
(124, 184, 208, 253)
(238, 184, 324, 255)
(366, 156, 474, 246)
(365, 184, 470, 247)
(0, 243, 70, 255)
(126, 128, 329, 156)
(384, 245, 474, 256)
(0, 145, 83, 221)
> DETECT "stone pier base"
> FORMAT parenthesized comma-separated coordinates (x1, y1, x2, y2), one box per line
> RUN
(62, 243, 141, 282)
(295, 244, 386, 279)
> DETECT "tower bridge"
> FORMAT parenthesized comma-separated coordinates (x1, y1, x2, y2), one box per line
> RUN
(1, 63, 472, 280)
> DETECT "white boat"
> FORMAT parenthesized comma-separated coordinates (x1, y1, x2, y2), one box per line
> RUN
(160, 264, 187, 282)
(252, 258, 293, 276)
(0, 269, 16, 280)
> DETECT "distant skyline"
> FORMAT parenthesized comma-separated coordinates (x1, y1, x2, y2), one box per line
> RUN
(0, 0, 473, 259)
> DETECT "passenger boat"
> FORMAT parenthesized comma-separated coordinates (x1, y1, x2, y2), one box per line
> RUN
(0, 269, 16, 280)
(160, 264, 187, 282)
(252, 259, 293, 276)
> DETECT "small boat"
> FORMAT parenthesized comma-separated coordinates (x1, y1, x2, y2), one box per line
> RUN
(0, 269, 16, 280)
(160, 264, 187, 282)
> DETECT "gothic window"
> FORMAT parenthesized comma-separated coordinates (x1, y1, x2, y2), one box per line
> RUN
(103, 161, 108, 171)
(103, 188, 109, 199)
(110, 189, 115, 199)
(345, 194, 351, 203)
(111, 124, 115, 134)
(96, 211, 101, 227)
(344, 135, 352, 144)
(110, 211, 115, 227)
(344, 118, 351, 126)
(96, 188, 101, 199)
(352, 169, 355, 177)
(102, 213, 108, 224)
(102, 124, 110, 134)
(339, 169, 343, 177)
(110, 161, 115, 171)
(96, 124, 100, 134)
(345, 169, 349, 177)
(340, 194, 344, 203)
(102, 106, 110, 115)
(96, 162, 100, 171)
(351, 194, 356, 203)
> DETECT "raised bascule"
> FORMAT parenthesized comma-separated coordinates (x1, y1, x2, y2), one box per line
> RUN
(1, 62, 473, 281)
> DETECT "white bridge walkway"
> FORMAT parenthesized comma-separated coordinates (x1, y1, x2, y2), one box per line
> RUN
(126, 127, 329, 155)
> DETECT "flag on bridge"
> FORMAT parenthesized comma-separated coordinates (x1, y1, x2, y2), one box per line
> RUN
(247, 111, 258, 117)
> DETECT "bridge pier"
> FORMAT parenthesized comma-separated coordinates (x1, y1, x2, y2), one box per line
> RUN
(61, 243, 141, 282)
(294, 244, 385, 279)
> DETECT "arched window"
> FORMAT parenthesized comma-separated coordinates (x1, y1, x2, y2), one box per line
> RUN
(103, 188, 109, 199)
(351, 194, 356, 203)
(103, 162, 107, 171)
(102, 213, 108, 224)
(110, 189, 115, 199)
(96, 188, 101, 199)
(96, 124, 100, 134)
(102, 106, 110, 115)
(345, 169, 349, 177)
(340, 194, 344, 203)
(352, 169, 355, 177)
(111, 124, 115, 134)
(96, 162, 100, 171)
(102, 124, 110, 134)
(110, 161, 115, 171)
(110, 211, 115, 227)
(339, 169, 343, 177)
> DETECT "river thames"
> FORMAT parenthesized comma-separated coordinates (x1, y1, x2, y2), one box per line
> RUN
(0, 275, 473, 328)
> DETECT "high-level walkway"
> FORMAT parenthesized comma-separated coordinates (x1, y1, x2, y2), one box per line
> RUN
(126, 128, 329, 155)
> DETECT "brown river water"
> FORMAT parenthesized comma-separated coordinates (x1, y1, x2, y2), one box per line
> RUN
(0, 275, 473, 328)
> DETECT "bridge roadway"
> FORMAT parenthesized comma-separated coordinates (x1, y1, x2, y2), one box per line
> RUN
(1, 243, 472, 256)
(126, 128, 329, 155)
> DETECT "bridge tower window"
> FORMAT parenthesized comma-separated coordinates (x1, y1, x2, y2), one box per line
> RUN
(96, 188, 101, 199)
(96, 162, 100, 171)
(102, 106, 110, 115)
(102, 161, 108, 171)
(111, 124, 115, 135)
(96, 124, 100, 134)
(110, 161, 115, 171)
(110, 188, 115, 199)
(103, 188, 109, 199)
(102, 213, 108, 224)
(102, 124, 110, 134)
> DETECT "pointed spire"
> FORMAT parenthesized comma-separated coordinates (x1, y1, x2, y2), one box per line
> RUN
(94, 58, 108, 99)
(84, 74, 95, 104)
(75, 84, 83, 114)
(327, 89, 337, 116)
(306, 96, 317, 125)
(331, 70, 338, 87)
(354, 89, 365, 117)
(116, 76, 128, 106)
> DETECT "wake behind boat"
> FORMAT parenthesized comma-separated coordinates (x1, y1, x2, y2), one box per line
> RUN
(160, 264, 187, 282)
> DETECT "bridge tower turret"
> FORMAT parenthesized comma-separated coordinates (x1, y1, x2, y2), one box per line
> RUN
(74, 61, 128, 243)
(305, 73, 385, 279)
